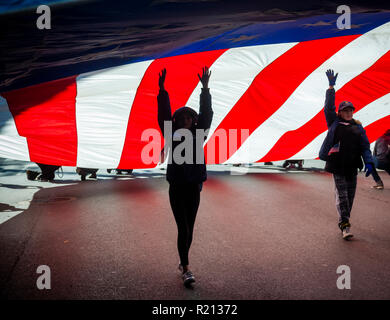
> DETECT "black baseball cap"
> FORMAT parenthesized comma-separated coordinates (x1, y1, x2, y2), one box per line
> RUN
(338, 101, 355, 112)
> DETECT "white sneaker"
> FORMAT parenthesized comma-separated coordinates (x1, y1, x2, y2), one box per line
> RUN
(342, 227, 353, 240)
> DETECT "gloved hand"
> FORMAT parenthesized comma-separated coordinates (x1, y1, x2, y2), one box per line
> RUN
(364, 163, 373, 177)
(326, 69, 338, 86)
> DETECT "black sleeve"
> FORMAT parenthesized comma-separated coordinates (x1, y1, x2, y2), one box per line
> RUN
(197, 88, 213, 131)
(157, 89, 172, 136)
(324, 88, 337, 128)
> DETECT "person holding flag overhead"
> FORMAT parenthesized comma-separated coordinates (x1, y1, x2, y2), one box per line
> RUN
(157, 66, 212, 287)
(319, 69, 375, 240)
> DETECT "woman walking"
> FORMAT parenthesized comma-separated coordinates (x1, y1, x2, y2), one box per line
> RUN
(157, 66, 213, 286)
(371, 129, 390, 189)
(319, 69, 375, 240)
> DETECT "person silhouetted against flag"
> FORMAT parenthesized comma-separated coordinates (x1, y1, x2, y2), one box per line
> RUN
(157, 66, 212, 287)
(26, 163, 61, 182)
(76, 167, 98, 181)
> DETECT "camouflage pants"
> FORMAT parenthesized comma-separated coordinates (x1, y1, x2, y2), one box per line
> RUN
(333, 174, 357, 229)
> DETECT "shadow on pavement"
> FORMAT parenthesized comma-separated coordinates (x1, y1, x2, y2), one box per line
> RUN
(0, 203, 25, 212)
(0, 176, 169, 299)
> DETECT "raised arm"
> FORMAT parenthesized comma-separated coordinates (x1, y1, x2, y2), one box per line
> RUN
(157, 68, 172, 135)
(197, 66, 213, 131)
(324, 69, 338, 128)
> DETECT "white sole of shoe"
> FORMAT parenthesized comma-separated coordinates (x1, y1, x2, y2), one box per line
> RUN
(343, 234, 354, 240)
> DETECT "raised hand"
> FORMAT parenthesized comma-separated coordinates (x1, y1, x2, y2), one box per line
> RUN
(198, 66, 211, 89)
(159, 68, 166, 90)
(326, 69, 338, 87)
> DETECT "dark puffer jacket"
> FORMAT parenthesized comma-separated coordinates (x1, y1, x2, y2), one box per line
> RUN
(319, 88, 373, 175)
(374, 131, 390, 162)
(158, 88, 213, 184)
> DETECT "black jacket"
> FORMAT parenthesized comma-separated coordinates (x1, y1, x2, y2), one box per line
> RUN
(319, 88, 373, 176)
(157, 88, 213, 184)
(374, 134, 390, 162)
(324, 119, 364, 175)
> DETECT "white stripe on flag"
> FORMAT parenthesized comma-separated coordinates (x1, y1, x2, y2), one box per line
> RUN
(184, 42, 297, 142)
(291, 93, 390, 159)
(0, 96, 30, 161)
(75, 60, 153, 168)
(226, 21, 390, 164)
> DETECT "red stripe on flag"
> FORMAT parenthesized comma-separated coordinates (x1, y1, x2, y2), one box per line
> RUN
(365, 115, 390, 143)
(259, 51, 390, 162)
(204, 34, 360, 164)
(2, 76, 78, 166)
(118, 49, 227, 169)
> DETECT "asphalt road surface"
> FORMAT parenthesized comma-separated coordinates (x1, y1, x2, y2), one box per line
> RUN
(0, 160, 389, 299)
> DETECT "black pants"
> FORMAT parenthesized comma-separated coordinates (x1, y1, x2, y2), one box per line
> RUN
(371, 167, 383, 184)
(77, 167, 98, 175)
(37, 163, 60, 180)
(169, 183, 201, 267)
(372, 157, 390, 184)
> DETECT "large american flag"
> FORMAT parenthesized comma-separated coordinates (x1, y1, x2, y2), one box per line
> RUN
(1, 12, 389, 169)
